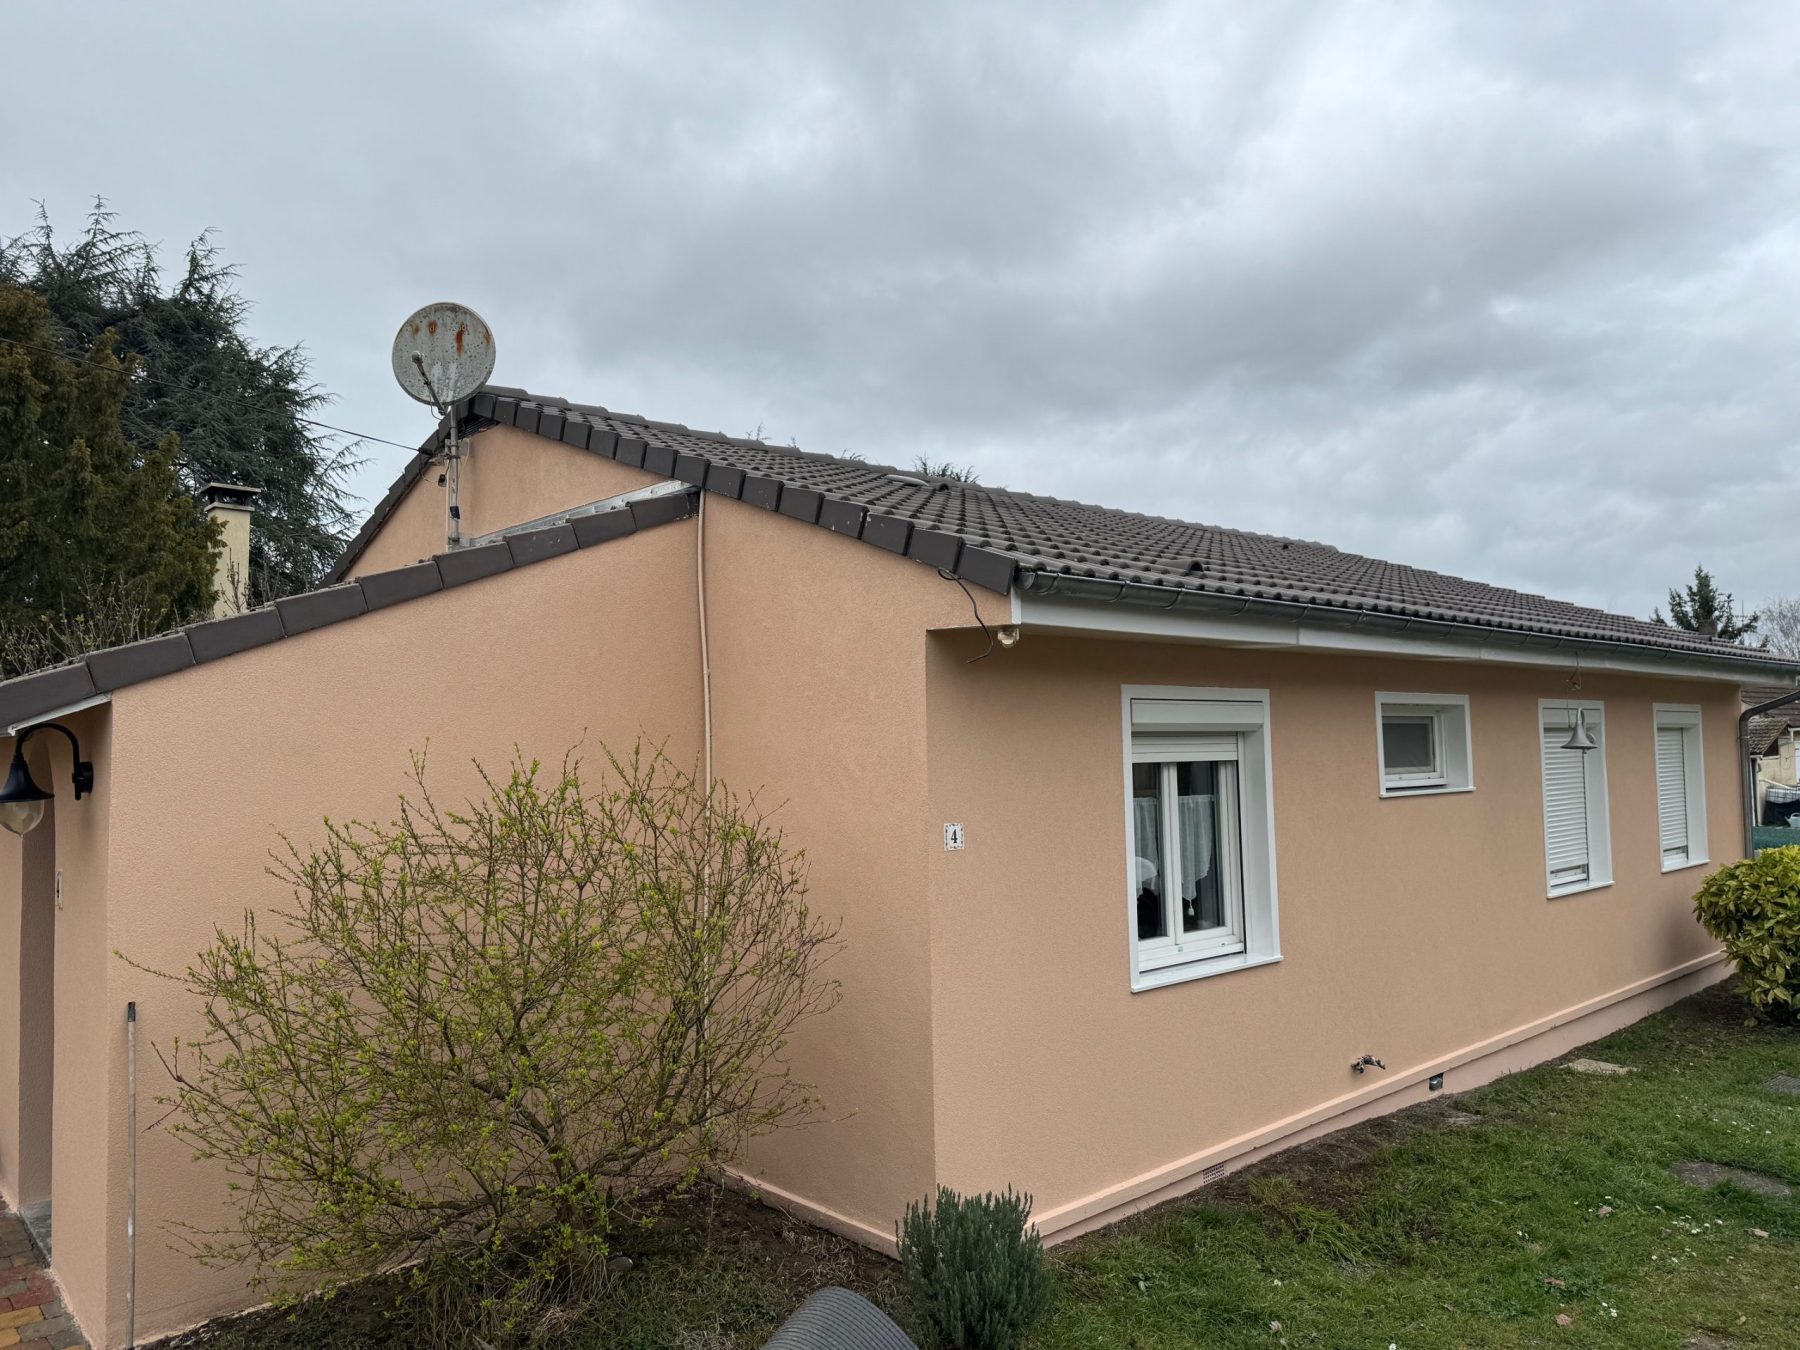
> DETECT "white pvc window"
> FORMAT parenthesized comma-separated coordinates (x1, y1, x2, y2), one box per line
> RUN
(1123, 687, 1280, 990)
(1375, 693, 1473, 796)
(1540, 701, 1612, 897)
(1653, 704, 1707, 871)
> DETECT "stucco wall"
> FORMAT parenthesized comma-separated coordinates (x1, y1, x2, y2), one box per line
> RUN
(349, 427, 653, 576)
(696, 490, 1008, 1245)
(75, 526, 702, 1345)
(0, 743, 66, 1225)
(32, 708, 115, 1339)
(923, 635, 1739, 1235)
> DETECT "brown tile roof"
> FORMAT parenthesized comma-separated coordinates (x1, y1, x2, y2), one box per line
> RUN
(329, 387, 1800, 677)
(1744, 686, 1800, 757)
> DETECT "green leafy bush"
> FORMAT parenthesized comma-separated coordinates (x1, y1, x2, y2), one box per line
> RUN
(147, 744, 841, 1346)
(897, 1187, 1053, 1350)
(1693, 846, 1800, 1021)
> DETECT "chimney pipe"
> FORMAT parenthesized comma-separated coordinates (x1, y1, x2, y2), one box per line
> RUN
(199, 483, 260, 618)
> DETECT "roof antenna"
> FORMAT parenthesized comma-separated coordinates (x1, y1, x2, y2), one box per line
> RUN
(391, 303, 497, 550)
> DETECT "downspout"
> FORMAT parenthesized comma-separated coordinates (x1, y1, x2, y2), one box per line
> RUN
(698, 492, 713, 791)
(1740, 688, 1800, 856)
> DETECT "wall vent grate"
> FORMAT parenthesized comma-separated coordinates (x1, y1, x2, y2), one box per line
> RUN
(1201, 1162, 1227, 1185)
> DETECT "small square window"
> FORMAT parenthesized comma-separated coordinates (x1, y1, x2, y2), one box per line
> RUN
(1375, 694, 1473, 796)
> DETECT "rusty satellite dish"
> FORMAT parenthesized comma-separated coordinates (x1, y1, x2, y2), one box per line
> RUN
(391, 302, 496, 550)
(391, 301, 495, 411)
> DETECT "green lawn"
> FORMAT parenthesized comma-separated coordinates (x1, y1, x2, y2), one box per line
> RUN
(1036, 984, 1800, 1349)
(160, 984, 1799, 1349)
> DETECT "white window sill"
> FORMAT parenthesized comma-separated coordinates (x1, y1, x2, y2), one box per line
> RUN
(1548, 879, 1613, 901)
(1379, 783, 1476, 800)
(1661, 856, 1709, 874)
(1132, 950, 1282, 993)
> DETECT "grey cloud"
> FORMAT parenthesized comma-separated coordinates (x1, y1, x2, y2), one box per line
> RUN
(4, 0, 1798, 621)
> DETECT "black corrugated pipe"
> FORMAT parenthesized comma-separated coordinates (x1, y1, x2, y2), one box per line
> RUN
(1740, 687, 1800, 856)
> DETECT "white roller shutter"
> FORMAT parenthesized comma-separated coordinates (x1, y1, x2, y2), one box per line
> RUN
(1656, 726, 1689, 864)
(1542, 725, 1590, 887)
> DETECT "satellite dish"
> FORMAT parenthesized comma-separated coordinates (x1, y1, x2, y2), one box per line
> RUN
(390, 302, 496, 410)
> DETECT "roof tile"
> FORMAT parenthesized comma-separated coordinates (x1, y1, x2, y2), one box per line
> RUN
(0, 662, 97, 731)
(506, 523, 579, 567)
(359, 561, 444, 611)
(85, 633, 195, 691)
(277, 585, 368, 636)
(185, 607, 285, 663)
(436, 542, 514, 587)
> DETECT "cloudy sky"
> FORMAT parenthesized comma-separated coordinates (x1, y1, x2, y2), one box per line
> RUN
(5, 2, 1798, 620)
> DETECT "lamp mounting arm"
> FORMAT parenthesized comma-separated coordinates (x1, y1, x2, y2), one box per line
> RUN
(15, 721, 94, 799)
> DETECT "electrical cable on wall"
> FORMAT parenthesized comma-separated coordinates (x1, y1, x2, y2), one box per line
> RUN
(939, 569, 995, 662)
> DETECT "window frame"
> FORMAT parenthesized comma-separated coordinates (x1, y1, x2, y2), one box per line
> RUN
(1375, 692, 1474, 797)
(1652, 703, 1708, 873)
(1538, 699, 1613, 899)
(1121, 685, 1281, 991)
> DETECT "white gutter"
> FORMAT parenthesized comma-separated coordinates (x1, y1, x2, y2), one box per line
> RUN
(1014, 586, 1800, 687)
(6, 692, 110, 739)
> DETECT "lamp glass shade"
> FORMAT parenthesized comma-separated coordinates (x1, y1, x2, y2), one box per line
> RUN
(0, 750, 52, 836)
(0, 799, 45, 836)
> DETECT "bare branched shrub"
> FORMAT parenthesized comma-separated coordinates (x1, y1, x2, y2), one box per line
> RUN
(148, 743, 841, 1345)
(0, 575, 201, 678)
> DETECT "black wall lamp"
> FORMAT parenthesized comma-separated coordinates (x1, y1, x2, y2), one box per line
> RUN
(0, 722, 94, 837)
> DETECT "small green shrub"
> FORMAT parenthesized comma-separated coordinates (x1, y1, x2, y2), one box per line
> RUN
(897, 1186, 1053, 1350)
(1693, 846, 1800, 1021)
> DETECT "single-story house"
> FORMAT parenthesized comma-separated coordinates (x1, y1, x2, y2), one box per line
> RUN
(3, 386, 1796, 1347)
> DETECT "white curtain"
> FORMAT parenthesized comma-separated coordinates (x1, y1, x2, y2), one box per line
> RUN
(1132, 798, 1162, 889)
(1177, 793, 1215, 882)
(1133, 795, 1216, 895)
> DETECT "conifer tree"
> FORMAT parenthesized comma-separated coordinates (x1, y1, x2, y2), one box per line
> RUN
(1653, 564, 1760, 644)
(0, 285, 218, 676)
(1, 201, 355, 600)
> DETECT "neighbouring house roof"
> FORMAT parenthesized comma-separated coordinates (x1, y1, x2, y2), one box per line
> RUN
(330, 386, 1800, 677)
(1743, 685, 1800, 758)
(0, 487, 698, 734)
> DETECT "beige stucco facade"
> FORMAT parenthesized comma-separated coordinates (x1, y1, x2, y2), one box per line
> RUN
(0, 422, 1754, 1345)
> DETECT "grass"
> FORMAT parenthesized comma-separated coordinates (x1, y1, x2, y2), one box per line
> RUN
(1037, 984, 1800, 1349)
(156, 984, 1799, 1348)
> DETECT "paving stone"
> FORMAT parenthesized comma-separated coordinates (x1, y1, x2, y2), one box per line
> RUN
(0, 1312, 40, 1331)
(17, 1315, 70, 1342)
(1672, 1161, 1794, 1199)
(1566, 1058, 1636, 1076)
(1763, 1073, 1800, 1096)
